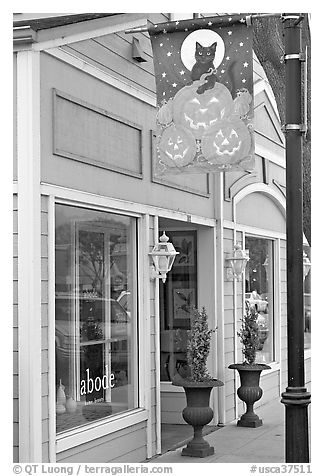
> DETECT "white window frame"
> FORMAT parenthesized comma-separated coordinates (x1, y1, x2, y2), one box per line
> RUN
(243, 231, 281, 369)
(49, 194, 149, 456)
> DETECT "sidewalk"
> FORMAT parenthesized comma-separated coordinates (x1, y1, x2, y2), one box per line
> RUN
(151, 398, 287, 463)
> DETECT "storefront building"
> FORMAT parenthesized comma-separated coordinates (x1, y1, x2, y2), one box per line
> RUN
(13, 13, 311, 463)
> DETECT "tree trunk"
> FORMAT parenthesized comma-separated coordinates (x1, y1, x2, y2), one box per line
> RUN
(253, 15, 311, 245)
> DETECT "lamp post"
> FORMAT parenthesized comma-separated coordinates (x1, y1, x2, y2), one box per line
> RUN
(280, 13, 311, 463)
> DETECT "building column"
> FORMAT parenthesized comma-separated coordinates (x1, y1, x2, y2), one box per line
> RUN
(17, 49, 43, 462)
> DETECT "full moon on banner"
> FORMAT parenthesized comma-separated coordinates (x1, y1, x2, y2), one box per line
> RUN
(148, 14, 255, 175)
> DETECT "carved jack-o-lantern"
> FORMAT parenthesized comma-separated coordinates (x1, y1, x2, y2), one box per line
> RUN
(173, 82, 234, 139)
(158, 124, 196, 168)
(201, 117, 252, 165)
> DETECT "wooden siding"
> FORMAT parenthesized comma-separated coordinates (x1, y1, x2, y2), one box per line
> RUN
(41, 196, 50, 462)
(61, 13, 169, 98)
(13, 194, 18, 461)
(39, 52, 215, 220)
(149, 218, 157, 454)
(223, 227, 236, 424)
(56, 421, 147, 463)
(53, 89, 143, 178)
(13, 53, 17, 181)
(280, 240, 288, 392)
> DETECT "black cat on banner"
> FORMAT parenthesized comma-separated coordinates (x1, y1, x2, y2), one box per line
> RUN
(190, 42, 218, 94)
(149, 14, 255, 175)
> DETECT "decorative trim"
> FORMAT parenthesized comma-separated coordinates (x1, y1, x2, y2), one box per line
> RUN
(13, 26, 37, 45)
(150, 131, 210, 197)
(272, 179, 287, 197)
(45, 49, 156, 107)
(254, 101, 285, 147)
(32, 16, 148, 51)
(225, 222, 286, 241)
(40, 182, 217, 227)
(255, 143, 285, 167)
(143, 214, 152, 459)
(214, 173, 226, 425)
(47, 195, 56, 463)
(17, 50, 43, 462)
(254, 78, 281, 123)
(52, 89, 143, 179)
(262, 157, 269, 184)
(56, 409, 149, 453)
(232, 183, 286, 224)
(223, 170, 258, 202)
(153, 216, 162, 455)
(276, 238, 283, 390)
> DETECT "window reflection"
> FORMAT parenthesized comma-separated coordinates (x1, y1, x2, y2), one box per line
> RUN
(55, 204, 138, 433)
(245, 236, 274, 363)
(159, 230, 197, 381)
(304, 245, 311, 349)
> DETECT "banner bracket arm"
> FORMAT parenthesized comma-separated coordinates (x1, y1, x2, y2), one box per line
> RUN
(124, 13, 286, 34)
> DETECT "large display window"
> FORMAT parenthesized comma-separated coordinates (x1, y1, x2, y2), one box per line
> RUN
(245, 236, 275, 363)
(55, 204, 138, 433)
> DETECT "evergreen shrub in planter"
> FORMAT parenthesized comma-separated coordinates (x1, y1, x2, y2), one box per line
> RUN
(172, 307, 223, 457)
(229, 302, 270, 428)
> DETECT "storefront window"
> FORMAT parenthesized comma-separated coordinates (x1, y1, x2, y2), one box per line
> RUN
(55, 204, 138, 433)
(245, 236, 274, 363)
(159, 230, 197, 381)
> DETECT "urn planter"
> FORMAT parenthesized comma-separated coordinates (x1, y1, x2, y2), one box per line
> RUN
(229, 363, 271, 428)
(172, 375, 224, 457)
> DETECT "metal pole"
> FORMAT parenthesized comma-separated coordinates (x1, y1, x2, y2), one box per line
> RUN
(124, 13, 283, 34)
(280, 13, 311, 463)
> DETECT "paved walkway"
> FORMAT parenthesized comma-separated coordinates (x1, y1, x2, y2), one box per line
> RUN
(150, 398, 294, 463)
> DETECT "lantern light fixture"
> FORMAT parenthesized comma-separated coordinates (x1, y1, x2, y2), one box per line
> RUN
(226, 243, 250, 280)
(149, 231, 179, 283)
(303, 251, 311, 280)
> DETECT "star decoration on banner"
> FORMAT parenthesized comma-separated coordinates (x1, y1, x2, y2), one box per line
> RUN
(150, 17, 253, 104)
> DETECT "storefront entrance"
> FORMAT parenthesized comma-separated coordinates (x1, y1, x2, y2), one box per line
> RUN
(158, 218, 217, 453)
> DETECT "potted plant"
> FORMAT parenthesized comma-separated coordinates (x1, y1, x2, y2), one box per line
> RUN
(229, 302, 271, 428)
(172, 307, 224, 458)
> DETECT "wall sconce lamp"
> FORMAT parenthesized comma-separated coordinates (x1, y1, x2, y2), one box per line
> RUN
(225, 244, 250, 280)
(149, 231, 179, 283)
(303, 251, 311, 280)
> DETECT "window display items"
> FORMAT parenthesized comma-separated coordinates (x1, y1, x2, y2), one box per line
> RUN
(55, 204, 138, 433)
(56, 380, 67, 415)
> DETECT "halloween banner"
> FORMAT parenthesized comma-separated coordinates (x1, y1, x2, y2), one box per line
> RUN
(149, 14, 255, 176)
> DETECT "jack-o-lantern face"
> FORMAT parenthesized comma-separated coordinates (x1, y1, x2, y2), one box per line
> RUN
(157, 124, 196, 168)
(173, 82, 234, 139)
(201, 118, 252, 165)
